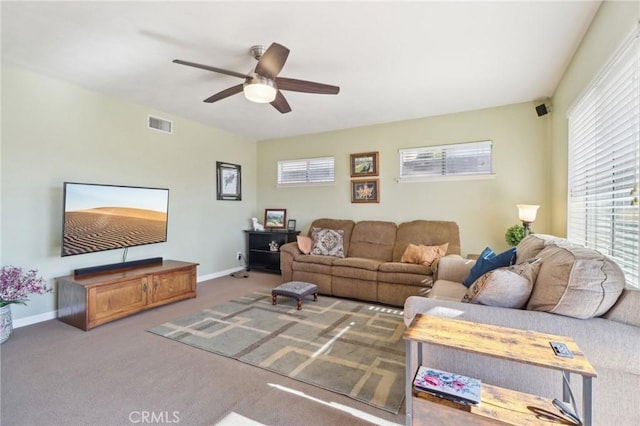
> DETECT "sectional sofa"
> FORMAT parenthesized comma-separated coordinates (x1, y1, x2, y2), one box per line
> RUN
(404, 234, 639, 425)
(279, 218, 460, 306)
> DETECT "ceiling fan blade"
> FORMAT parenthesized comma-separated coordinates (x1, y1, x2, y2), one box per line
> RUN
(173, 59, 249, 79)
(203, 84, 244, 103)
(276, 77, 340, 95)
(271, 91, 292, 114)
(255, 43, 290, 80)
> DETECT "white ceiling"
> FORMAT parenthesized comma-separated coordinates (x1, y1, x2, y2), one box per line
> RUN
(1, 1, 601, 141)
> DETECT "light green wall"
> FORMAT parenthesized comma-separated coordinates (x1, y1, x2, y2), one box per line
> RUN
(549, 0, 640, 236)
(257, 102, 550, 257)
(1, 66, 257, 321)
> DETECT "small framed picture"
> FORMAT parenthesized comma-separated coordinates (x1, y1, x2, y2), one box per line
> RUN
(216, 161, 241, 201)
(287, 219, 297, 231)
(350, 151, 379, 177)
(264, 208, 287, 229)
(351, 179, 380, 203)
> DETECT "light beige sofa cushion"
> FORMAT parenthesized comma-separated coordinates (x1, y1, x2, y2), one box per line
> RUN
(604, 288, 640, 327)
(527, 241, 626, 319)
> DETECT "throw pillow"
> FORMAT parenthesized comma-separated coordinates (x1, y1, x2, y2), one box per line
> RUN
(400, 243, 449, 267)
(463, 247, 517, 287)
(462, 259, 541, 308)
(526, 242, 625, 319)
(310, 227, 345, 258)
(296, 236, 313, 255)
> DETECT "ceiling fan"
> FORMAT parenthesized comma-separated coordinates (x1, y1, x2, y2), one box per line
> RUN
(173, 42, 340, 114)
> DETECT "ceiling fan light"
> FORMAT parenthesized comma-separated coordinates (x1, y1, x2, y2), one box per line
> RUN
(243, 76, 277, 103)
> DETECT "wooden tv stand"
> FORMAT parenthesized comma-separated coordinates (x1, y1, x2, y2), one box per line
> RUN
(57, 260, 198, 330)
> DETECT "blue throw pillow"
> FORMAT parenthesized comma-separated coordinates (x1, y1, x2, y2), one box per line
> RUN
(463, 247, 517, 287)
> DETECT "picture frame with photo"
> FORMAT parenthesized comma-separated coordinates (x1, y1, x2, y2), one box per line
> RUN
(350, 151, 379, 177)
(216, 161, 241, 201)
(264, 208, 287, 229)
(351, 179, 380, 203)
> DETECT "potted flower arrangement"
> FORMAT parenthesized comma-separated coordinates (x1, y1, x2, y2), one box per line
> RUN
(0, 265, 52, 343)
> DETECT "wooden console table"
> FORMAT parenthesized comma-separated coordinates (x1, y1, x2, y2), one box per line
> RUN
(404, 314, 597, 425)
(57, 260, 198, 330)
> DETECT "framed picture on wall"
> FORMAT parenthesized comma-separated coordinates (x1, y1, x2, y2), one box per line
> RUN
(264, 208, 287, 228)
(216, 161, 241, 201)
(351, 179, 380, 203)
(350, 151, 379, 177)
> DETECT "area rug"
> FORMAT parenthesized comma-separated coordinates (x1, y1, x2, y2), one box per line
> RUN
(148, 291, 406, 413)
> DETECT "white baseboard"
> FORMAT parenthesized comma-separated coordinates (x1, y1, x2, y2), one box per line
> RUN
(12, 269, 247, 329)
(13, 310, 58, 328)
(198, 267, 246, 282)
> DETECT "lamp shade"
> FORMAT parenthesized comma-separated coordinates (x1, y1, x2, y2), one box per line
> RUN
(517, 204, 539, 223)
(243, 76, 277, 103)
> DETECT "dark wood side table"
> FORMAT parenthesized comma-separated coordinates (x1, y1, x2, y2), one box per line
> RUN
(244, 230, 300, 273)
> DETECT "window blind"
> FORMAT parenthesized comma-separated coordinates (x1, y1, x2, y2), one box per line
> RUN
(399, 140, 492, 179)
(567, 27, 639, 288)
(277, 156, 335, 185)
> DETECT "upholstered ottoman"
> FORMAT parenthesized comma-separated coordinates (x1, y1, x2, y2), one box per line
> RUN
(272, 281, 318, 310)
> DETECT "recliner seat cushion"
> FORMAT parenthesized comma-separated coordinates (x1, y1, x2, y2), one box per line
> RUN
(378, 261, 431, 275)
(332, 257, 383, 271)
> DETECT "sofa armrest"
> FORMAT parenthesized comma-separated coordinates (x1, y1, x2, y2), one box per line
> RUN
(279, 242, 301, 282)
(433, 255, 475, 283)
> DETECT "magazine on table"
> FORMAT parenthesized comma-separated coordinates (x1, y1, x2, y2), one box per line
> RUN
(413, 366, 481, 406)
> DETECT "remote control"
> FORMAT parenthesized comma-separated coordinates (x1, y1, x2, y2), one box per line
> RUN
(550, 341, 574, 358)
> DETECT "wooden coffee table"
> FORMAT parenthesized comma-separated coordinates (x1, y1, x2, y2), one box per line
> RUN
(404, 314, 597, 426)
(271, 281, 318, 310)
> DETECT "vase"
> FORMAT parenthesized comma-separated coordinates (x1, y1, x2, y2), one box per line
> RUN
(0, 304, 13, 344)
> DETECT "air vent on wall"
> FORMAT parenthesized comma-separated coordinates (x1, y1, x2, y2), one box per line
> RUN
(148, 115, 172, 134)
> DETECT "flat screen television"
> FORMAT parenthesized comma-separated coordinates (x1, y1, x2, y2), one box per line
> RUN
(62, 182, 169, 257)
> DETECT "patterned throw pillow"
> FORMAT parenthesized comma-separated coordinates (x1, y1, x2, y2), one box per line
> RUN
(462, 259, 540, 309)
(311, 227, 345, 257)
(400, 243, 449, 267)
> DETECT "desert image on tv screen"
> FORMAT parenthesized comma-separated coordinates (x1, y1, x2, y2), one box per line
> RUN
(62, 183, 169, 257)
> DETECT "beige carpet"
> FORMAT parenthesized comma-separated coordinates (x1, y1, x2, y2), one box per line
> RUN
(148, 291, 406, 413)
(0, 272, 405, 426)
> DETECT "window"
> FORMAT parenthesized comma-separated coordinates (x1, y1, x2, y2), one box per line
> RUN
(567, 28, 639, 288)
(399, 140, 492, 180)
(277, 156, 335, 186)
